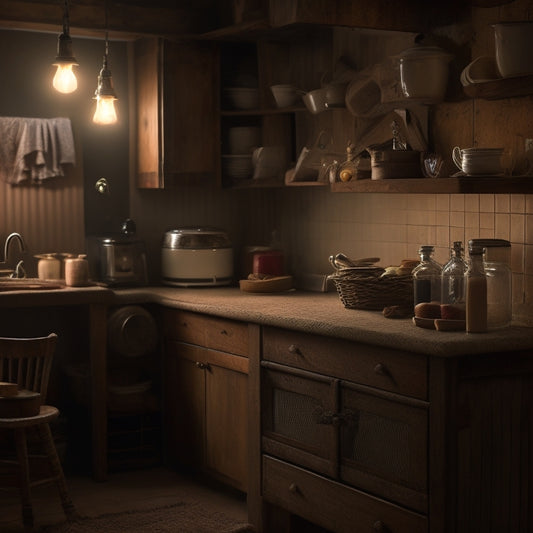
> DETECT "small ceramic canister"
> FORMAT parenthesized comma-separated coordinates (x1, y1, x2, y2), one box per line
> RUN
(64, 254, 89, 287)
(36, 254, 61, 280)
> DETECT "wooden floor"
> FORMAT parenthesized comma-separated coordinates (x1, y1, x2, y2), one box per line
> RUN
(0, 466, 248, 532)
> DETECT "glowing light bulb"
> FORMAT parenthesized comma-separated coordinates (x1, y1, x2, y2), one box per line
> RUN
(53, 63, 78, 94)
(93, 95, 117, 125)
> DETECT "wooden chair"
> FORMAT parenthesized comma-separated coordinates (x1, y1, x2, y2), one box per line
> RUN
(0, 334, 78, 531)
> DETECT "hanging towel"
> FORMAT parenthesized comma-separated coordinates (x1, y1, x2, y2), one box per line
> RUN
(0, 117, 25, 183)
(0, 116, 76, 185)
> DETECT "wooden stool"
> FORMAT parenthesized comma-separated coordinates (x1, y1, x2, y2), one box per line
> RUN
(0, 334, 78, 531)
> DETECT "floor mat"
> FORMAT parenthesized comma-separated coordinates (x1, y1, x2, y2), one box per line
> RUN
(39, 502, 254, 533)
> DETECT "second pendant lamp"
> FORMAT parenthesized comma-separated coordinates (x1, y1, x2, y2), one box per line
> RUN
(93, 3, 117, 125)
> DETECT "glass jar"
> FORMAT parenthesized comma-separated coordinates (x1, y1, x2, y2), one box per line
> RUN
(469, 239, 512, 329)
(485, 260, 512, 329)
(412, 245, 442, 306)
(441, 241, 467, 305)
(466, 245, 487, 333)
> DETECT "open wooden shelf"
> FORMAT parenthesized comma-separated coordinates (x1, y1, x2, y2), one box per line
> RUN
(331, 176, 533, 194)
(462, 74, 533, 100)
(221, 106, 307, 116)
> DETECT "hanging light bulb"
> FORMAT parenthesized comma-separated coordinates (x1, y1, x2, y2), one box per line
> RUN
(93, 40, 118, 125)
(52, 0, 78, 94)
(93, 10, 118, 126)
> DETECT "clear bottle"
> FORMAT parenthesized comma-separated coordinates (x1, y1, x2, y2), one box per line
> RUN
(412, 245, 442, 306)
(466, 245, 487, 333)
(441, 241, 467, 305)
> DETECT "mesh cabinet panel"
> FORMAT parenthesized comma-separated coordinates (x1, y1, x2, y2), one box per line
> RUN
(273, 388, 322, 446)
(341, 409, 410, 482)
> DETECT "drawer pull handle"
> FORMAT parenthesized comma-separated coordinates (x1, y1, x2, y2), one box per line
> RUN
(220, 329, 228, 336)
(288, 482, 299, 494)
(288, 344, 301, 355)
(374, 363, 389, 376)
(372, 521, 388, 532)
(195, 361, 210, 370)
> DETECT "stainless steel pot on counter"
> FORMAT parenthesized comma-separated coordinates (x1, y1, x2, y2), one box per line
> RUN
(87, 236, 148, 287)
(161, 227, 234, 287)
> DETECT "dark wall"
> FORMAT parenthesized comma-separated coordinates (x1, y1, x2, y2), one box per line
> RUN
(0, 28, 130, 237)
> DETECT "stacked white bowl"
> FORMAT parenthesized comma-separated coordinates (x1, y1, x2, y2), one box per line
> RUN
(223, 126, 260, 179)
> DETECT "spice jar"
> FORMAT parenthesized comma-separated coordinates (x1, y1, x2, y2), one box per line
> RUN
(64, 254, 89, 287)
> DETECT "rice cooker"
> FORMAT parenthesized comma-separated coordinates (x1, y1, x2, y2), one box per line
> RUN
(161, 227, 234, 287)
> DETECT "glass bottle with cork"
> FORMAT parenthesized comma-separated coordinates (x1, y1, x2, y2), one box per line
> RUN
(441, 241, 467, 306)
(466, 245, 487, 333)
(412, 245, 442, 307)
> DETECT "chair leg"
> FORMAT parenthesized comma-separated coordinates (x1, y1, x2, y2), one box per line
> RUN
(13, 428, 34, 531)
(38, 423, 79, 521)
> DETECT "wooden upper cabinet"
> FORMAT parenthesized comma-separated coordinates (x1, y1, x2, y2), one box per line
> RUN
(134, 37, 218, 189)
(205, 0, 460, 35)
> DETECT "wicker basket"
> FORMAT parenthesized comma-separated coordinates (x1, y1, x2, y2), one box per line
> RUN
(330, 267, 413, 310)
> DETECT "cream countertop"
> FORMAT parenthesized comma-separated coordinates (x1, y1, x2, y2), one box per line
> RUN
(111, 286, 533, 358)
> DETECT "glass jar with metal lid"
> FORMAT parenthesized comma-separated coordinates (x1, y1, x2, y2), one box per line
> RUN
(468, 239, 512, 329)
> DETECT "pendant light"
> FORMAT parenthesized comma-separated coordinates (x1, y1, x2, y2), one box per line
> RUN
(93, 4, 117, 125)
(52, 0, 78, 94)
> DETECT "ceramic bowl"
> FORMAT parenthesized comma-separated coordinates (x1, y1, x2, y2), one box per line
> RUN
(270, 85, 301, 108)
(223, 88, 259, 110)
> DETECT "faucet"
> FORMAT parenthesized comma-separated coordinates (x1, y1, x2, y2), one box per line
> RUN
(1, 232, 27, 278)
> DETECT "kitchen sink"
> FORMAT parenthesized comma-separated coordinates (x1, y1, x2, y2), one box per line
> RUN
(0, 278, 65, 291)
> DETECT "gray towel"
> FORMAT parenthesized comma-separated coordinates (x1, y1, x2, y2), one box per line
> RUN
(0, 116, 76, 184)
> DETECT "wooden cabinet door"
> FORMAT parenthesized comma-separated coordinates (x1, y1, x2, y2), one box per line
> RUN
(134, 37, 161, 189)
(261, 361, 338, 478)
(164, 341, 206, 468)
(339, 381, 428, 514)
(205, 349, 249, 491)
(134, 37, 218, 189)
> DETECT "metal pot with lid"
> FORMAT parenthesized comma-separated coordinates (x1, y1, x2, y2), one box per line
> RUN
(161, 227, 234, 287)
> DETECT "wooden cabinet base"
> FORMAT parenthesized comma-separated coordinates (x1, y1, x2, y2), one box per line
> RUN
(262, 455, 427, 533)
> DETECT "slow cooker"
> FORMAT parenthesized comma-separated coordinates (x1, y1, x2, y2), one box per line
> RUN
(161, 227, 234, 287)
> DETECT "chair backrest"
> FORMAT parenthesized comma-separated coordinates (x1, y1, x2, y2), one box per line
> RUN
(0, 333, 58, 401)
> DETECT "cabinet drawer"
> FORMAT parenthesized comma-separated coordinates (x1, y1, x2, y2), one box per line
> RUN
(263, 455, 427, 533)
(163, 309, 249, 356)
(263, 326, 427, 400)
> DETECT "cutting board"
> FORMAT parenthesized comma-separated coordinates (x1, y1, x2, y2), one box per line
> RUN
(239, 276, 293, 293)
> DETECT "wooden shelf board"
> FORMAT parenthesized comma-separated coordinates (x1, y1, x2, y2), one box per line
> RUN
(200, 19, 272, 40)
(286, 181, 327, 187)
(221, 106, 306, 116)
(331, 176, 533, 194)
(462, 74, 533, 100)
(224, 177, 285, 188)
